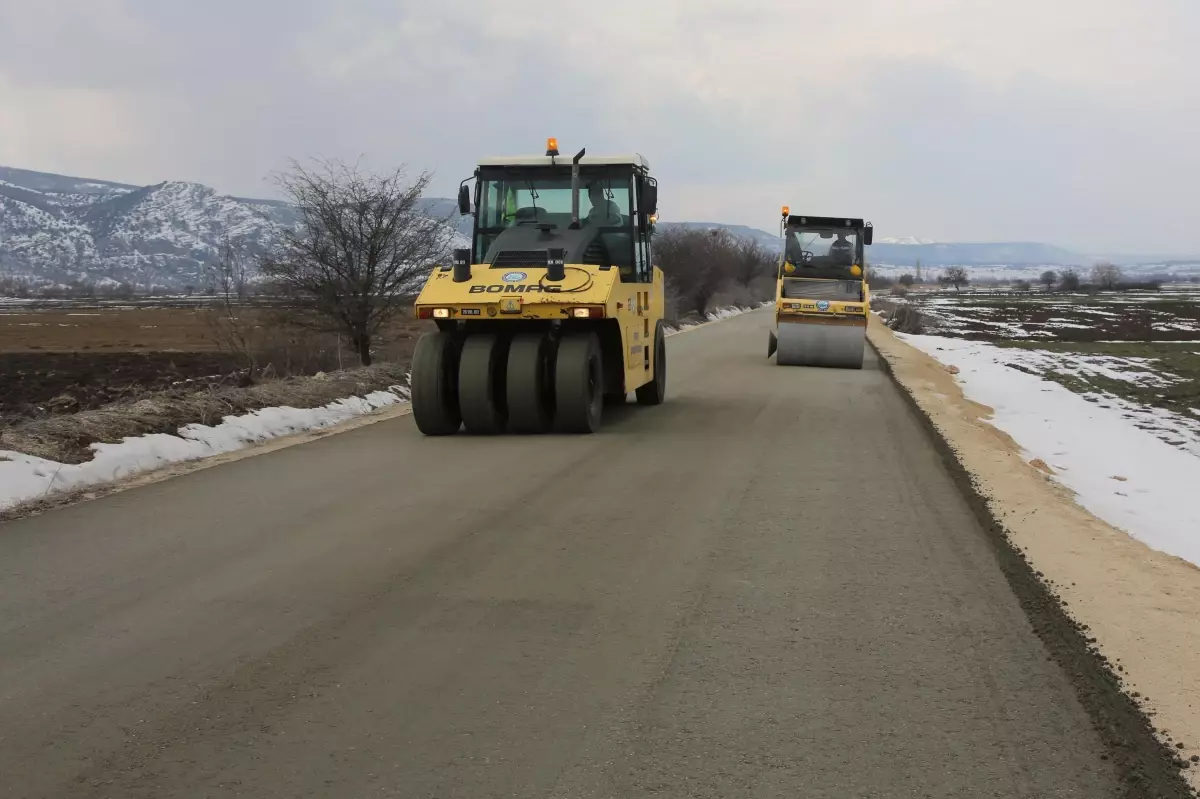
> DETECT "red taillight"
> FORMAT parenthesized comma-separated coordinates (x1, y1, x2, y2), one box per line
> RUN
(417, 307, 433, 320)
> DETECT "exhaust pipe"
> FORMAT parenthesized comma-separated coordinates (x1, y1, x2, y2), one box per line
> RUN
(452, 248, 471, 283)
(547, 247, 565, 282)
(569, 147, 586, 229)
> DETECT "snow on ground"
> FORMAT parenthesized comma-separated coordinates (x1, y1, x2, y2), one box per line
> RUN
(664, 302, 770, 336)
(0, 389, 409, 512)
(994, 349, 1189, 389)
(898, 334, 1200, 567)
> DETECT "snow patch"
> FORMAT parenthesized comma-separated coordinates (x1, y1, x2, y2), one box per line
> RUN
(898, 334, 1200, 567)
(0, 388, 409, 512)
(664, 302, 770, 336)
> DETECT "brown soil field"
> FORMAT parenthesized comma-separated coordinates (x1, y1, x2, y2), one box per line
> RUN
(1, 307, 432, 419)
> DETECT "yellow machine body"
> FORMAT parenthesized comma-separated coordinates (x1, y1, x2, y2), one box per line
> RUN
(767, 211, 873, 369)
(413, 263, 665, 395)
(408, 139, 668, 436)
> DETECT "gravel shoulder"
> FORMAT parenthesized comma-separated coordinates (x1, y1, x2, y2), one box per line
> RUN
(869, 315, 1200, 794)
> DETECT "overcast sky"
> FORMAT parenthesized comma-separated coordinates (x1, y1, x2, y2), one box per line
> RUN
(1, 0, 1197, 252)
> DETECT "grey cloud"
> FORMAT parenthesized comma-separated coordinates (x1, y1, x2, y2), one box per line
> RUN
(1, 0, 1197, 252)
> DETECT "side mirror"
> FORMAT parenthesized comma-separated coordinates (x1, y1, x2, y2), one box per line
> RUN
(639, 181, 658, 217)
(863, 224, 873, 246)
(458, 184, 471, 216)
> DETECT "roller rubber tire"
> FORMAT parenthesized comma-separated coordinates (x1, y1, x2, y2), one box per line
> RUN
(506, 333, 555, 434)
(410, 331, 462, 436)
(458, 333, 509, 434)
(635, 321, 666, 406)
(554, 332, 604, 434)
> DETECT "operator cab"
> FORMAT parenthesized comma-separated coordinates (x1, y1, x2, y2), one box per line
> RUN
(779, 212, 873, 300)
(456, 139, 659, 284)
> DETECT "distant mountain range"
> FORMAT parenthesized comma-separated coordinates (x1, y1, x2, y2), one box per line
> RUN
(1, 165, 1197, 289)
(0, 166, 300, 290)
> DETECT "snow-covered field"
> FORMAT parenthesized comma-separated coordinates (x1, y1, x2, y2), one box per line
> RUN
(870, 261, 1200, 281)
(891, 285, 1200, 341)
(899, 334, 1200, 567)
(0, 303, 767, 513)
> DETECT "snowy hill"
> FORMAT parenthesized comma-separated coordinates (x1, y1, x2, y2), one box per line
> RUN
(0, 166, 298, 290)
(4, 165, 1197, 290)
(0, 166, 466, 291)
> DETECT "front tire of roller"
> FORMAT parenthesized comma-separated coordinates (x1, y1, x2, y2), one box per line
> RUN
(458, 333, 509, 434)
(410, 330, 462, 436)
(635, 320, 666, 406)
(506, 333, 555, 433)
(554, 332, 603, 434)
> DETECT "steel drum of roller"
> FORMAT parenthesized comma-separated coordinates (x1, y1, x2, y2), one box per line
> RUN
(775, 318, 865, 368)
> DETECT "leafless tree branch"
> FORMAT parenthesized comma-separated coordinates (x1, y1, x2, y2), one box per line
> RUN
(259, 158, 453, 366)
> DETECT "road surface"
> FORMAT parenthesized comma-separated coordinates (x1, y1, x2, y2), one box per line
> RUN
(0, 310, 1118, 798)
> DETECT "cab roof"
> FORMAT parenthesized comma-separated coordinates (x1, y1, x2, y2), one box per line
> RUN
(786, 214, 866, 229)
(477, 153, 651, 170)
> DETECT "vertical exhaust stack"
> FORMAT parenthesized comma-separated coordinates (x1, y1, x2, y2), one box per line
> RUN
(569, 148, 586, 229)
(546, 247, 566, 282)
(452, 248, 471, 283)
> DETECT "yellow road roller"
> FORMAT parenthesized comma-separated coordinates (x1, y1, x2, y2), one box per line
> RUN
(410, 138, 667, 435)
(767, 208, 873, 369)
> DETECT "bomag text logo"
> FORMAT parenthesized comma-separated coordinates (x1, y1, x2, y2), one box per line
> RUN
(469, 284, 560, 294)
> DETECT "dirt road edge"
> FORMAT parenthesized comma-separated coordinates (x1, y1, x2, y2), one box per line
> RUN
(867, 319, 1198, 799)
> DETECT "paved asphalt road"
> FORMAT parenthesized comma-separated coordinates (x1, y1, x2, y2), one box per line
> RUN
(0, 310, 1118, 798)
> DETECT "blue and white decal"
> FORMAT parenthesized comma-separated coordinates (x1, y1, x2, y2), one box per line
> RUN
(501, 271, 528, 283)
(816, 300, 830, 311)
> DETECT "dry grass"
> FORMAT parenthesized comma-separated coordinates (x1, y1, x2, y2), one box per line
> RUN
(1, 304, 433, 418)
(0, 306, 429, 356)
(0, 362, 411, 464)
(0, 307, 227, 353)
(872, 298, 928, 334)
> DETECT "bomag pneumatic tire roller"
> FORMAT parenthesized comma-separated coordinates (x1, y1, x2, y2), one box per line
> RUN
(767, 207, 874, 369)
(410, 138, 667, 436)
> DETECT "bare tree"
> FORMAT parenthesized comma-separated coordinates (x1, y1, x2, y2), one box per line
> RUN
(731, 238, 775, 288)
(1059, 268, 1081, 291)
(899, 273, 915, 287)
(942, 265, 970, 292)
(1015, 279, 1032, 292)
(260, 158, 454, 366)
(655, 227, 735, 318)
(203, 239, 260, 378)
(1090, 261, 1123, 290)
(1039, 270, 1057, 291)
